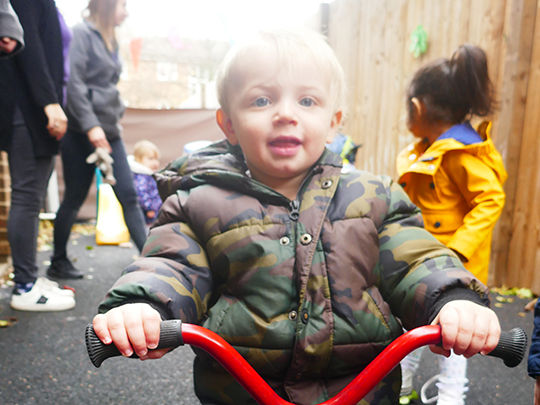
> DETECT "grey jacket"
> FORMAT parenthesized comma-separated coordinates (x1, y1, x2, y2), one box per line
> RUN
(0, 0, 24, 58)
(66, 20, 125, 140)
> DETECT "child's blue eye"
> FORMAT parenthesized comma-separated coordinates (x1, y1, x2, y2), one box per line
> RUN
(254, 98, 269, 107)
(300, 98, 314, 107)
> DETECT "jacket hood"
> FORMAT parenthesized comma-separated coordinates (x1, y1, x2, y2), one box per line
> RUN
(154, 139, 343, 204)
(397, 121, 507, 185)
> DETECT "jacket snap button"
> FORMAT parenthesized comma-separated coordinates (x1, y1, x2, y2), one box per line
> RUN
(301, 309, 309, 324)
(280, 236, 290, 246)
(409, 154, 417, 161)
(428, 164, 435, 171)
(410, 163, 417, 169)
(434, 221, 441, 228)
(322, 180, 333, 189)
(289, 310, 298, 321)
(429, 182, 435, 189)
(300, 234, 312, 245)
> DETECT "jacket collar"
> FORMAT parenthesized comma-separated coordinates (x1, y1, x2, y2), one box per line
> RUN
(155, 140, 343, 204)
(128, 155, 154, 175)
(397, 121, 507, 184)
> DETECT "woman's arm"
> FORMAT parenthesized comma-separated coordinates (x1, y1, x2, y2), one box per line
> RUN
(66, 24, 102, 135)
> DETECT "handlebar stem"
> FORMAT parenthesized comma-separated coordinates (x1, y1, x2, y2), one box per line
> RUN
(182, 324, 442, 405)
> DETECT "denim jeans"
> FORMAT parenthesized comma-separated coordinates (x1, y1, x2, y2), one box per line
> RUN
(7, 107, 55, 284)
(53, 129, 147, 259)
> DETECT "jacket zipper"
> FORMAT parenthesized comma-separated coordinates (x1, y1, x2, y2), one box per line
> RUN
(287, 167, 323, 221)
(289, 199, 300, 221)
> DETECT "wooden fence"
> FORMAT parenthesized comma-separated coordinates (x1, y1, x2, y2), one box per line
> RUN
(307, 0, 540, 293)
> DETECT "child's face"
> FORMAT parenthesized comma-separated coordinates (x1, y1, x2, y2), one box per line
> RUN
(217, 46, 341, 194)
(139, 152, 160, 172)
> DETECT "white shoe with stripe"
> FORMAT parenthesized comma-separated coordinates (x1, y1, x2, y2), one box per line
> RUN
(11, 277, 76, 311)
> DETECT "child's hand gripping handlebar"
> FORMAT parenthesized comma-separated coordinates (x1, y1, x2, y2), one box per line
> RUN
(85, 321, 527, 405)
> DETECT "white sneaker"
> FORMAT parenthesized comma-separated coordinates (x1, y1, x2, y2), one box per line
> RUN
(420, 374, 468, 405)
(35, 277, 75, 298)
(11, 278, 76, 311)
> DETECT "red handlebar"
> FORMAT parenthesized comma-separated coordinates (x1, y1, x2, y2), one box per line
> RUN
(182, 324, 441, 405)
(85, 322, 527, 405)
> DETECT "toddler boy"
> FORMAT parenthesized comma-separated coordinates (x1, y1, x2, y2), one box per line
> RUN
(92, 27, 500, 405)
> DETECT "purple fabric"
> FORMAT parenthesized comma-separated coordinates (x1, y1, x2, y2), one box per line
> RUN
(132, 173, 162, 224)
(56, 9, 72, 106)
(437, 122, 483, 145)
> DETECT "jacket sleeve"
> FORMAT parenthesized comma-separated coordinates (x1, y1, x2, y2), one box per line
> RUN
(10, 0, 58, 107)
(0, 0, 24, 58)
(443, 151, 506, 261)
(98, 193, 212, 323)
(66, 24, 101, 133)
(375, 176, 490, 330)
(528, 299, 540, 378)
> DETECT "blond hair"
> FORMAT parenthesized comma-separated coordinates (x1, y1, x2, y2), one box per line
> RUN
(133, 140, 160, 162)
(215, 27, 347, 118)
(86, 0, 118, 52)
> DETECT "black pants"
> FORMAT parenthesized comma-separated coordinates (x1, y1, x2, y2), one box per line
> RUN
(7, 107, 55, 284)
(53, 129, 147, 260)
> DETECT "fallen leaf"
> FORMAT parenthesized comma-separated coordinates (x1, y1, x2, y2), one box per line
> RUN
(0, 317, 17, 328)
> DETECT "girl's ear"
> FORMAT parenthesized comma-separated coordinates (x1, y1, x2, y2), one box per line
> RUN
(216, 109, 238, 145)
(326, 110, 343, 143)
(411, 97, 423, 119)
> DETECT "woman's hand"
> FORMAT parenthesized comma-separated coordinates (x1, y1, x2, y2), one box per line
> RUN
(44, 103, 67, 140)
(0, 37, 18, 54)
(87, 126, 112, 153)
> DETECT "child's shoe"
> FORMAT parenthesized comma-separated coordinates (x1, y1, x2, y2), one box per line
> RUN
(420, 374, 468, 405)
(399, 368, 419, 404)
(11, 278, 76, 311)
(47, 256, 84, 279)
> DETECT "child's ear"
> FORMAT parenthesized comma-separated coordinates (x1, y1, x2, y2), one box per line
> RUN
(216, 109, 238, 145)
(326, 110, 343, 144)
(411, 97, 424, 119)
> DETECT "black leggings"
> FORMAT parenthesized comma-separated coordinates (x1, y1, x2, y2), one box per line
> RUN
(53, 129, 147, 259)
(7, 107, 55, 284)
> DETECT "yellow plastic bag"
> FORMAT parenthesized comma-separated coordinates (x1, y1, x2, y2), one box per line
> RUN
(95, 183, 130, 245)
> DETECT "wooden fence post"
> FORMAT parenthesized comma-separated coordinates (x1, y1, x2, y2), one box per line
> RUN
(489, 0, 538, 289)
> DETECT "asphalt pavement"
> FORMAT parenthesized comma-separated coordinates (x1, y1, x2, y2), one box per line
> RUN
(0, 228, 535, 405)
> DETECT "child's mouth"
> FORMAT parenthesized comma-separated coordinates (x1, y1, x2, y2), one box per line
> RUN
(269, 136, 301, 156)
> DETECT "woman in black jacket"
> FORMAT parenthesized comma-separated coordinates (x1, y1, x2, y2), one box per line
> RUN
(0, 0, 76, 311)
(49, 0, 147, 279)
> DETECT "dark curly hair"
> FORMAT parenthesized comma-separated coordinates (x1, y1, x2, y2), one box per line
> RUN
(407, 44, 496, 125)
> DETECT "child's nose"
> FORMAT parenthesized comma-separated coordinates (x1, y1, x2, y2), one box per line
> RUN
(273, 101, 298, 126)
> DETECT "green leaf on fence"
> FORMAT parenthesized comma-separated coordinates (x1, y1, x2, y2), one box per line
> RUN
(410, 25, 428, 58)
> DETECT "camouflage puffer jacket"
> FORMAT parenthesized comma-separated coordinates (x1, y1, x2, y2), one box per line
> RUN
(99, 140, 489, 405)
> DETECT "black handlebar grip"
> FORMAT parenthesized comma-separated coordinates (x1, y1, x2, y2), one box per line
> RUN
(486, 327, 528, 368)
(85, 319, 184, 368)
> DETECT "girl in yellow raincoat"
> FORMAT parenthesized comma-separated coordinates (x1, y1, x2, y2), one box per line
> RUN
(396, 44, 507, 405)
